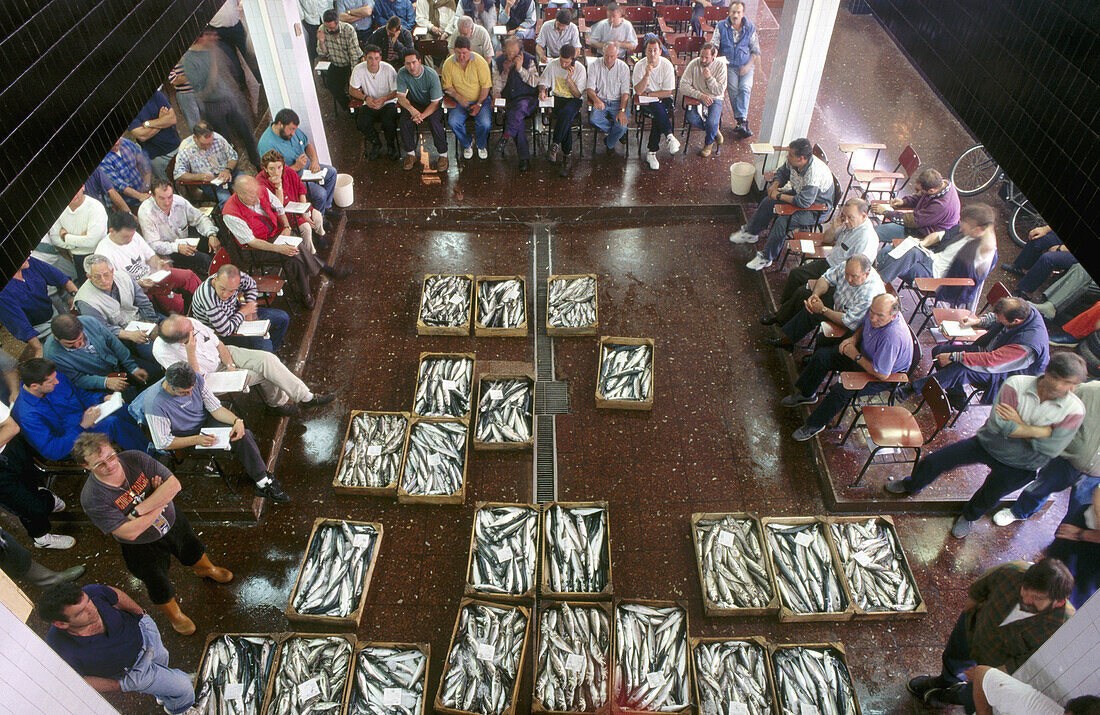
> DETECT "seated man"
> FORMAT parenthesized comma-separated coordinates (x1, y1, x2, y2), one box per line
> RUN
(0, 401, 72, 549)
(788, 294, 913, 441)
(98, 137, 151, 212)
(731, 138, 834, 271)
(887, 354, 1087, 539)
(633, 36, 680, 171)
(397, 49, 449, 172)
(136, 180, 219, 276)
(257, 108, 339, 216)
(95, 213, 201, 317)
(350, 44, 401, 160)
(172, 121, 239, 207)
(1006, 225, 1078, 300)
(74, 255, 162, 367)
(45, 315, 155, 401)
(371, 0, 416, 31)
(0, 256, 78, 359)
(11, 358, 147, 462)
(127, 88, 181, 180)
(448, 15, 493, 60)
(536, 8, 581, 62)
(191, 264, 290, 354)
(416, 0, 458, 38)
(767, 255, 884, 349)
(144, 362, 291, 503)
(871, 167, 961, 244)
(679, 44, 727, 157)
(442, 37, 493, 161)
(1031, 263, 1099, 322)
(586, 42, 632, 153)
(587, 3, 637, 56)
(48, 185, 108, 283)
(457, 0, 497, 37)
(497, 0, 537, 39)
(875, 203, 997, 290)
(492, 36, 539, 172)
(370, 15, 416, 69)
(319, 9, 365, 112)
(540, 44, 586, 177)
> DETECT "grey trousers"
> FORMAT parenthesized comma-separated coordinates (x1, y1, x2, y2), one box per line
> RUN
(1044, 264, 1097, 311)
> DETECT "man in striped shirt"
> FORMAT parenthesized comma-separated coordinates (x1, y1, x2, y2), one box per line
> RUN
(191, 265, 289, 354)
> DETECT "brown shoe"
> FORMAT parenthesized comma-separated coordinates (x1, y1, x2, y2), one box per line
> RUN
(402, 154, 417, 171)
(436, 155, 449, 172)
(716, 130, 724, 146)
(155, 598, 196, 635)
(701, 142, 715, 157)
(191, 553, 234, 584)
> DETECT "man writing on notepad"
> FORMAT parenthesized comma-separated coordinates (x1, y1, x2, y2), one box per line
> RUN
(172, 121, 239, 207)
(94, 213, 200, 317)
(191, 264, 290, 354)
(136, 180, 219, 276)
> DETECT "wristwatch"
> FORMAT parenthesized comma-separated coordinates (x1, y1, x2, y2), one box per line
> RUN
(143, 120, 151, 128)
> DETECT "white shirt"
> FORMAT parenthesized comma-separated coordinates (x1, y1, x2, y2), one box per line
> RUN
(928, 236, 972, 278)
(632, 56, 676, 94)
(982, 668, 1063, 715)
(415, 0, 458, 34)
(539, 59, 587, 98)
(49, 196, 108, 255)
(350, 61, 399, 100)
(152, 318, 223, 375)
(137, 195, 217, 255)
(209, 0, 242, 26)
(95, 234, 156, 281)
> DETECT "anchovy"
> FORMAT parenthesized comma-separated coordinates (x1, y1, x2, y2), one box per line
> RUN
(693, 640, 773, 715)
(348, 645, 427, 715)
(400, 420, 467, 497)
(475, 379, 532, 444)
(545, 505, 609, 594)
(764, 522, 847, 615)
(534, 602, 610, 712)
(613, 602, 689, 712)
(439, 602, 528, 715)
(414, 356, 474, 417)
(468, 505, 538, 596)
(773, 646, 858, 715)
(694, 515, 773, 609)
(548, 277, 597, 329)
(292, 521, 379, 617)
(477, 279, 526, 329)
(265, 636, 352, 715)
(335, 413, 409, 489)
(421, 275, 472, 327)
(194, 634, 277, 715)
(830, 519, 919, 613)
(599, 344, 652, 401)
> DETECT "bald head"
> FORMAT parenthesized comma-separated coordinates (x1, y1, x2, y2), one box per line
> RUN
(233, 174, 259, 204)
(159, 315, 193, 344)
(868, 293, 901, 328)
(213, 264, 242, 300)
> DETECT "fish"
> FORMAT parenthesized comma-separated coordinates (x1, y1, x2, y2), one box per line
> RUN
(421, 275, 472, 327)
(548, 277, 597, 329)
(692, 640, 773, 715)
(414, 356, 474, 417)
(467, 505, 538, 596)
(475, 379, 533, 444)
(534, 602, 610, 712)
(265, 636, 352, 715)
(400, 420, 468, 497)
(694, 515, 774, 610)
(599, 344, 652, 401)
(292, 521, 379, 617)
(194, 634, 277, 715)
(335, 413, 409, 489)
(545, 504, 610, 595)
(347, 645, 428, 715)
(830, 519, 919, 613)
(773, 646, 858, 715)
(764, 522, 847, 615)
(477, 279, 526, 329)
(439, 602, 529, 715)
(613, 602, 689, 713)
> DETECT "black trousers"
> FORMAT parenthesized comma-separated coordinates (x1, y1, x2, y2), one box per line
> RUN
(0, 528, 32, 579)
(119, 511, 205, 604)
(356, 103, 399, 148)
(246, 248, 311, 304)
(0, 436, 53, 539)
(781, 258, 831, 303)
(303, 22, 320, 62)
(176, 416, 269, 484)
(399, 101, 449, 154)
(201, 98, 261, 167)
(323, 64, 354, 111)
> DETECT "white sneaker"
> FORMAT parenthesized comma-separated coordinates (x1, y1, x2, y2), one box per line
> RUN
(463, 145, 474, 159)
(666, 134, 680, 155)
(34, 533, 75, 549)
(729, 229, 757, 244)
(477, 147, 488, 159)
(745, 253, 772, 271)
(992, 508, 1021, 527)
(645, 152, 660, 170)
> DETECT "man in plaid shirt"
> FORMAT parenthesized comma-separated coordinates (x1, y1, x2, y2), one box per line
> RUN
(318, 10, 364, 112)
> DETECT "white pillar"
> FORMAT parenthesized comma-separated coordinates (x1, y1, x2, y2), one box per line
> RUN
(241, 0, 332, 164)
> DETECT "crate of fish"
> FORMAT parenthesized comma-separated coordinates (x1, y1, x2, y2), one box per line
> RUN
(413, 352, 476, 419)
(397, 417, 470, 504)
(611, 599, 691, 715)
(262, 633, 356, 715)
(690, 512, 780, 618)
(194, 632, 284, 714)
(547, 274, 599, 337)
(475, 275, 528, 337)
(596, 337, 654, 410)
(418, 273, 474, 336)
(827, 515, 926, 620)
(342, 642, 430, 715)
(465, 502, 540, 603)
(532, 600, 613, 714)
(769, 643, 862, 715)
(541, 501, 613, 600)
(285, 519, 384, 628)
(436, 598, 532, 715)
(689, 637, 777, 715)
(760, 517, 853, 623)
(331, 411, 410, 496)
(474, 374, 535, 451)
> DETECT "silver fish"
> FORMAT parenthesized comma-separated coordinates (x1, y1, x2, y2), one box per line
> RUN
(773, 646, 858, 715)
(599, 344, 652, 401)
(764, 522, 847, 615)
(265, 636, 352, 715)
(475, 379, 532, 444)
(439, 602, 528, 715)
(534, 602, 610, 712)
(613, 602, 689, 713)
(348, 645, 427, 715)
(692, 640, 773, 715)
(468, 505, 538, 596)
(694, 515, 774, 609)
(194, 634, 277, 715)
(292, 521, 379, 617)
(335, 413, 409, 489)
(548, 277, 597, 329)
(545, 504, 609, 595)
(830, 519, 918, 613)
(414, 356, 474, 417)
(400, 420, 467, 497)
(421, 275, 472, 327)
(477, 279, 526, 329)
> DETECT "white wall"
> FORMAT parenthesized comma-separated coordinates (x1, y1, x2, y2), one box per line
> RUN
(1016, 592, 1100, 703)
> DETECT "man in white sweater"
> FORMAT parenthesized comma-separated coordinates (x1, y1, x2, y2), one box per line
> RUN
(48, 186, 108, 282)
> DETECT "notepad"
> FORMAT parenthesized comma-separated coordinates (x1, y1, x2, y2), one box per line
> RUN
(274, 235, 304, 248)
(209, 175, 226, 187)
(124, 320, 156, 336)
(799, 239, 815, 253)
(494, 25, 507, 34)
(235, 319, 271, 337)
(637, 95, 658, 104)
(283, 201, 311, 214)
(94, 393, 125, 424)
(314, 60, 331, 72)
(941, 320, 976, 338)
(146, 270, 171, 283)
(494, 98, 506, 108)
(301, 169, 326, 182)
(888, 236, 919, 259)
(178, 238, 200, 248)
(204, 371, 250, 394)
(196, 426, 232, 451)
(539, 97, 554, 108)
(414, 26, 428, 36)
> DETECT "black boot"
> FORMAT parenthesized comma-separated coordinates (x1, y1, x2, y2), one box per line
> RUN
(25, 560, 85, 587)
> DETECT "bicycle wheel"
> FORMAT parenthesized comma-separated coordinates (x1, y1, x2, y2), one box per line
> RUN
(951, 144, 1001, 196)
(1011, 201, 1045, 248)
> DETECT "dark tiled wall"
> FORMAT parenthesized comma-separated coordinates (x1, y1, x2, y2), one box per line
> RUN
(866, 0, 1099, 262)
(0, 0, 221, 283)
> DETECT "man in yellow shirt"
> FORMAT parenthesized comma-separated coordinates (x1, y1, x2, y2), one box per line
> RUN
(441, 36, 493, 159)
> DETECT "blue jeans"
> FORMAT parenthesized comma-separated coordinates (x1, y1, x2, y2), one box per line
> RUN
(302, 165, 337, 213)
(874, 221, 911, 244)
(1010, 456, 1092, 519)
(875, 244, 933, 283)
(222, 307, 290, 353)
(744, 196, 822, 261)
(550, 97, 582, 155)
(200, 184, 233, 208)
(1011, 231, 1062, 271)
(588, 100, 628, 148)
(685, 99, 723, 145)
(120, 615, 195, 714)
(448, 103, 492, 149)
(726, 64, 753, 121)
(1017, 251, 1077, 296)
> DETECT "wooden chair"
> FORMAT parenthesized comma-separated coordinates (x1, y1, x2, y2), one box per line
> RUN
(698, 5, 727, 36)
(812, 143, 829, 164)
(632, 88, 677, 156)
(832, 322, 923, 429)
(679, 96, 719, 155)
(622, 5, 656, 34)
(838, 141, 888, 202)
(850, 144, 920, 201)
(773, 174, 842, 270)
(657, 4, 692, 40)
(672, 34, 704, 66)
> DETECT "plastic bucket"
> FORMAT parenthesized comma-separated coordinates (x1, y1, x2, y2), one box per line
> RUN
(334, 173, 354, 208)
(730, 161, 755, 196)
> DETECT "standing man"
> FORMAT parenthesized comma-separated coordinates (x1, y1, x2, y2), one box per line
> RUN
(173, 121, 240, 207)
(258, 108, 338, 216)
(540, 45, 586, 177)
(48, 186, 108, 283)
(319, 10, 365, 113)
(633, 36, 680, 171)
(710, 1, 759, 139)
(350, 44, 401, 160)
(127, 89, 181, 180)
(679, 44, 727, 157)
(397, 49, 449, 172)
(191, 264, 290, 354)
(371, 0, 417, 31)
(448, 16, 494, 60)
(0, 256, 78, 359)
(587, 3, 637, 57)
(137, 180, 219, 276)
(371, 15, 417, 68)
(337, 0, 376, 48)
(586, 42, 632, 154)
(442, 36, 494, 161)
(536, 8, 581, 63)
(492, 36, 540, 172)
(209, 0, 263, 84)
(298, 0, 331, 61)
(416, 0, 459, 38)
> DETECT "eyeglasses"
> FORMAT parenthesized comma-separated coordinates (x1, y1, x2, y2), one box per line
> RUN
(89, 452, 119, 473)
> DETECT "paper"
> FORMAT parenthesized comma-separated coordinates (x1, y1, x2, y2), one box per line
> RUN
(646, 671, 664, 689)
(366, 445, 383, 457)
(488, 388, 504, 400)
(283, 201, 311, 214)
(539, 97, 554, 108)
(146, 269, 171, 283)
(297, 676, 322, 702)
(799, 239, 816, 253)
(353, 533, 373, 549)
(497, 544, 514, 562)
(274, 234, 304, 247)
(94, 393, 125, 424)
(888, 236, 919, 259)
(204, 370, 249, 394)
(441, 379, 457, 391)
(799, 705, 818, 715)
(1000, 604, 1037, 627)
(235, 319, 271, 337)
(730, 704, 750, 715)
(209, 176, 226, 187)
(476, 642, 495, 661)
(426, 453, 442, 468)
(494, 98, 506, 108)
(493, 24, 507, 34)
(637, 95, 658, 104)
(565, 653, 585, 672)
(794, 530, 815, 548)
(224, 683, 244, 701)
(853, 551, 874, 568)
(301, 169, 326, 182)
(716, 529, 735, 549)
(178, 238, 200, 248)
(124, 320, 156, 336)
(414, 26, 428, 36)
(314, 60, 331, 71)
(383, 688, 404, 706)
(197, 427, 232, 451)
(941, 320, 976, 338)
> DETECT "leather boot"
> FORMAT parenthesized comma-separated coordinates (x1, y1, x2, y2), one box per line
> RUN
(24, 561, 85, 587)
(191, 553, 233, 584)
(156, 598, 196, 635)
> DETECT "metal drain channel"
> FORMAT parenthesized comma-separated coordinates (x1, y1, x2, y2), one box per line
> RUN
(532, 224, 567, 503)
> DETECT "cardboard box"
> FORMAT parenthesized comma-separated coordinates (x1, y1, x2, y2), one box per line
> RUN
(397, 417, 469, 505)
(690, 512, 780, 618)
(760, 517, 853, 623)
(473, 373, 535, 451)
(546, 274, 598, 337)
(417, 273, 474, 336)
(261, 633, 357, 715)
(596, 337, 654, 411)
(540, 501, 613, 600)
(285, 519, 384, 628)
(611, 599, 690, 715)
(194, 632, 286, 707)
(331, 411, 410, 496)
(769, 642, 863, 715)
(464, 502, 540, 603)
(826, 515, 927, 620)
(341, 642, 430, 715)
(474, 275, 529, 337)
(689, 636, 776, 715)
(413, 352, 476, 420)
(532, 600, 613, 714)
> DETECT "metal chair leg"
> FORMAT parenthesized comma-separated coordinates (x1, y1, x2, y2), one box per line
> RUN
(840, 408, 862, 446)
(851, 446, 883, 487)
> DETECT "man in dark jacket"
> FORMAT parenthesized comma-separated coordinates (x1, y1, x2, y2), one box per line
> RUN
(369, 16, 416, 69)
(492, 36, 540, 171)
(872, 168, 961, 243)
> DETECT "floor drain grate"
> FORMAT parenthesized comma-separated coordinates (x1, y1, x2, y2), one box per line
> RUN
(533, 225, 559, 503)
(535, 380, 571, 414)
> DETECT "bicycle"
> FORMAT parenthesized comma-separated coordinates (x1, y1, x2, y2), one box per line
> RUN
(950, 144, 1045, 247)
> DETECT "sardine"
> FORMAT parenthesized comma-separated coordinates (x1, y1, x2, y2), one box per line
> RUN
(194, 634, 277, 715)
(414, 356, 474, 417)
(764, 522, 848, 615)
(348, 645, 427, 715)
(475, 379, 533, 444)
(773, 646, 858, 715)
(439, 602, 528, 715)
(421, 275, 472, 327)
(613, 602, 689, 713)
(467, 505, 538, 596)
(692, 640, 773, 715)
(335, 413, 409, 489)
(830, 519, 919, 613)
(400, 420, 467, 497)
(548, 277, 597, 329)
(599, 344, 652, 402)
(534, 602, 610, 712)
(265, 636, 352, 715)
(292, 521, 379, 617)
(477, 279, 526, 329)
(545, 505, 610, 595)
(694, 515, 774, 609)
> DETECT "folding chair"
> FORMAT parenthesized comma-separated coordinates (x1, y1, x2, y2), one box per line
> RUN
(773, 174, 842, 270)
(622, 5, 656, 34)
(838, 141, 888, 203)
(831, 322, 923, 429)
(657, 4, 692, 42)
(850, 144, 920, 201)
(699, 6, 727, 36)
(680, 96, 719, 155)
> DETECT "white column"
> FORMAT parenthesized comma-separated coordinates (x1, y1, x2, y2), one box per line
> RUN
(241, 0, 332, 164)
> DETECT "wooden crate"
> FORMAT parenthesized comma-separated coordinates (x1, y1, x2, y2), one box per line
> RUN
(596, 337, 655, 411)
(194, 632, 286, 706)
(261, 633, 357, 715)
(760, 517, 854, 623)
(690, 512, 780, 618)
(473, 373, 535, 451)
(285, 519, 384, 628)
(532, 600, 613, 714)
(341, 642, 430, 715)
(434, 599, 532, 715)
(464, 501, 540, 603)
(689, 636, 776, 715)
(769, 642, 863, 715)
(826, 514, 927, 620)
(474, 275, 529, 337)
(417, 273, 474, 336)
(540, 501, 613, 600)
(611, 599, 690, 715)
(546, 273, 599, 337)
(397, 417, 469, 505)
(413, 352, 476, 420)
(331, 410, 410, 496)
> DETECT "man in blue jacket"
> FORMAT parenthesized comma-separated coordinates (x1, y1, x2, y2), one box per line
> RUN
(45, 315, 159, 403)
(0, 257, 79, 359)
(709, 1, 759, 139)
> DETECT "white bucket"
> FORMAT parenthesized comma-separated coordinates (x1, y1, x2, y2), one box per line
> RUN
(334, 173, 354, 208)
(730, 161, 755, 196)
